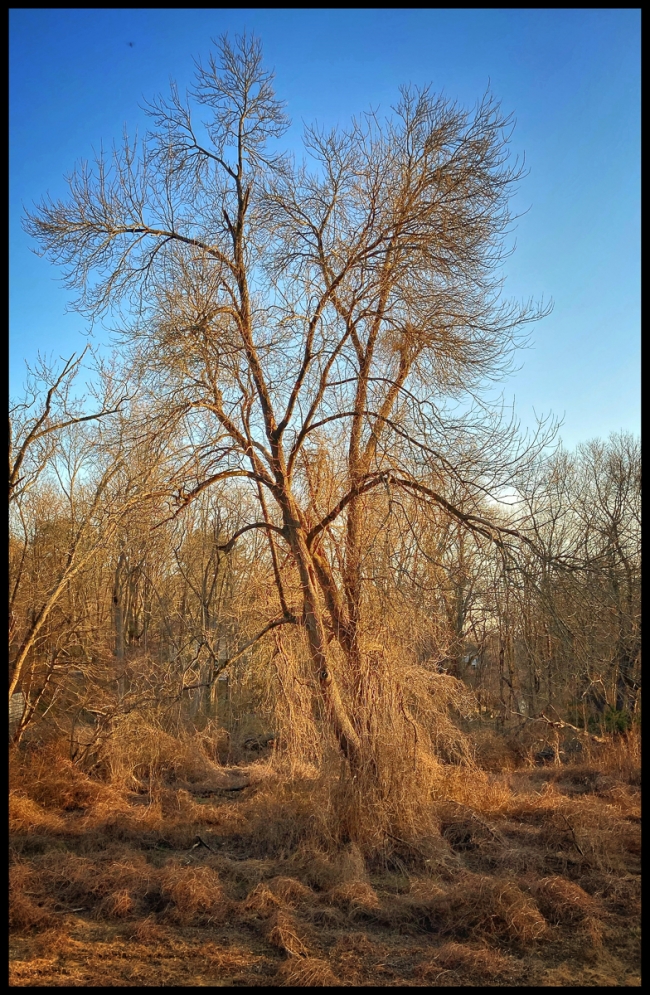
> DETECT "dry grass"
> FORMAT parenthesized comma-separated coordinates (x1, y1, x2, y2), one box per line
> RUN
(266, 909, 311, 957)
(265, 875, 314, 905)
(415, 941, 526, 983)
(275, 956, 340, 986)
(472, 727, 521, 772)
(531, 874, 602, 926)
(9, 863, 56, 932)
(9, 718, 640, 987)
(398, 871, 549, 944)
(326, 880, 382, 917)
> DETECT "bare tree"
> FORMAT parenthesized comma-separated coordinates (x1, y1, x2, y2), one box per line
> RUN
(8, 357, 157, 721)
(482, 433, 641, 732)
(9, 354, 126, 699)
(9, 347, 132, 505)
(24, 34, 557, 771)
(575, 434, 641, 714)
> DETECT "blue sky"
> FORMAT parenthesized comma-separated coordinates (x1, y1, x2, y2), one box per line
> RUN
(10, 9, 640, 451)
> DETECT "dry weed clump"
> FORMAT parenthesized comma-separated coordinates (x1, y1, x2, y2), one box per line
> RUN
(121, 916, 170, 944)
(440, 808, 504, 852)
(275, 956, 340, 987)
(265, 876, 314, 906)
(528, 875, 605, 946)
(531, 875, 602, 926)
(157, 786, 227, 827)
(241, 882, 283, 920)
(236, 776, 332, 859)
(9, 862, 56, 932)
(593, 726, 641, 776)
(33, 849, 151, 918)
(436, 766, 512, 815)
(237, 881, 314, 959)
(80, 790, 203, 851)
(10, 744, 110, 812)
(415, 940, 525, 982)
(333, 841, 368, 881)
(16, 847, 228, 927)
(471, 727, 520, 772)
(96, 888, 137, 920)
(266, 909, 311, 957)
(9, 792, 66, 836)
(9, 892, 56, 934)
(157, 861, 227, 925)
(284, 841, 368, 893)
(594, 874, 641, 918)
(405, 871, 548, 945)
(330, 930, 378, 958)
(193, 717, 232, 764)
(204, 854, 277, 901)
(286, 849, 342, 893)
(99, 711, 223, 788)
(325, 881, 381, 917)
(504, 783, 639, 875)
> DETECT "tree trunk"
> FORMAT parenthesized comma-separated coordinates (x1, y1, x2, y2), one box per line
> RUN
(285, 514, 362, 768)
(113, 551, 127, 700)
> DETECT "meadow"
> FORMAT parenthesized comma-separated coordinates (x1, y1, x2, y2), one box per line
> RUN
(9, 715, 640, 987)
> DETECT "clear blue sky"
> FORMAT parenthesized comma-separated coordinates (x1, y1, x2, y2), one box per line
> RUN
(10, 8, 640, 451)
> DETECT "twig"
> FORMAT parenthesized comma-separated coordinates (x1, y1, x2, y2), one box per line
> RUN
(191, 834, 218, 853)
(559, 813, 584, 856)
(508, 707, 606, 744)
(385, 831, 427, 858)
(540, 711, 607, 744)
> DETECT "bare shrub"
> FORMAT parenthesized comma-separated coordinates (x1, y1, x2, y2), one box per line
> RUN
(99, 710, 222, 788)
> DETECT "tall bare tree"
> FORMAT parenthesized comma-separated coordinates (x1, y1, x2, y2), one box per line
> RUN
(24, 34, 556, 770)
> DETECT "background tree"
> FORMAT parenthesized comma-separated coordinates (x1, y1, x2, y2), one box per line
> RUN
(467, 433, 642, 734)
(9, 354, 130, 706)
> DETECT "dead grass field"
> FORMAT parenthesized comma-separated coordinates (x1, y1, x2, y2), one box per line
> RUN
(9, 726, 640, 987)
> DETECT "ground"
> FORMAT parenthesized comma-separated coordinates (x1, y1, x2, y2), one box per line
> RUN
(9, 733, 641, 987)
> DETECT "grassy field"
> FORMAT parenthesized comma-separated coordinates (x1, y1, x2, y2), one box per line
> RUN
(9, 723, 640, 987)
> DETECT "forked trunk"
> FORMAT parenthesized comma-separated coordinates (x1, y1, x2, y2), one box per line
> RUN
(285, 519, 362, 768)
